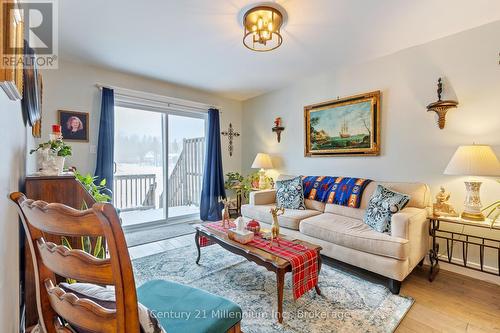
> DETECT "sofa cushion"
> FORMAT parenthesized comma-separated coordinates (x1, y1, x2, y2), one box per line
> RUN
(275, 176, 306, 210)
(324, 204, 365, 220)
(299, 213, 409, 260)
(364, 185, 410, 233)
(304, 199, 326, 212)
(241, 203, 321, 230)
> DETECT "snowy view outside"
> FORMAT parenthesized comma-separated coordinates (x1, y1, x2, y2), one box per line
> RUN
(114, 106, 205, 224)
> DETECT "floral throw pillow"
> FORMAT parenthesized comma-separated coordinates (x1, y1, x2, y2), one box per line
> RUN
(276, 176, 306, 210)
(364, 185, 410, 233)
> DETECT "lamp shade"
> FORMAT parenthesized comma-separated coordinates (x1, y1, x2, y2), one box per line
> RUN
(444, 145, 500, 176)
(251, 153, 273, 169)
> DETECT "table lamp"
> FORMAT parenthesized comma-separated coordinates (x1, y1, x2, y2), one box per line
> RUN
(444, 145, 500, 221)
(251, 153, 273, 189)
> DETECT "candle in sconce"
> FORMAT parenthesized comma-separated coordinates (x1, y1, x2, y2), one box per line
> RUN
(52, 124, 61, 134)
(50, 124, 62, 140)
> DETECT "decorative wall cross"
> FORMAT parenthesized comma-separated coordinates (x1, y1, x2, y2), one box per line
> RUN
(221, 123, 240, 157)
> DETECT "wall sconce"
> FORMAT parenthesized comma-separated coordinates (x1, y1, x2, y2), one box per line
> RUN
(427, 78, 458, 129)
(272, 117, 285, 142)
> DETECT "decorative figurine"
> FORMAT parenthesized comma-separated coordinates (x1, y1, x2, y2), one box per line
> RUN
(272, 117, 285, 143)
(433, 186, 458, 217)
(221, 199, 231, 228)
(274, 117, 281, 127)
(269, 207, 285, 248)
(426, 78, 458, 129)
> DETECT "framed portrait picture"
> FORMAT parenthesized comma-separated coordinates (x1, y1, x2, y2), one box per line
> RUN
(304, 91, 380, 157)
(58, 110, 89, 142)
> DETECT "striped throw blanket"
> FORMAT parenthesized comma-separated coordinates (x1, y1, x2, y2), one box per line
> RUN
(302, 176, 372, 208)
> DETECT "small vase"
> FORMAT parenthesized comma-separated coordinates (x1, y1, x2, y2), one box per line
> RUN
(37, 148, 65, 175)
(54, 156, 65, 175)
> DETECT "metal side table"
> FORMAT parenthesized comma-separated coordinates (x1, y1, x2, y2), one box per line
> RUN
(428, 215, 500, 281)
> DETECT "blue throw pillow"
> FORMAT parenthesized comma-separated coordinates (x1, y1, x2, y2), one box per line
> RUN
(364, 185, 410, 233)
(276, 176, 306, 210)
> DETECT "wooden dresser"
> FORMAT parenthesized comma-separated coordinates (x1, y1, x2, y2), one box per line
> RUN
(23, 175, 96, 328)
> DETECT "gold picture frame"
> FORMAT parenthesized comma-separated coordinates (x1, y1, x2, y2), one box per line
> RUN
(0, 0, 24, 100)
(304, 91, 381, 157)
(58, 110, 90, 142)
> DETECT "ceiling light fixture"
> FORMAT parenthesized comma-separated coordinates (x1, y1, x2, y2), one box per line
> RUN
(242, 5, 285, 52)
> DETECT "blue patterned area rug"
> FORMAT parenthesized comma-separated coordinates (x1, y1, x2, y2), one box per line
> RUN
(132, 243, 413, 333)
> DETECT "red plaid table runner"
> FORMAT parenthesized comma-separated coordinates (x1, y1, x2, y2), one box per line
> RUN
(197, 222, 319, 299)
(198, 222, 235, 247)
(249, 237, 319, 299)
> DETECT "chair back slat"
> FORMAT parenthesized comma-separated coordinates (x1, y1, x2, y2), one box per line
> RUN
(38, 240, 114, 285)
(9, 192, 140, 333)
(22, 199, 104, 237)
(45, 280, 117, 333)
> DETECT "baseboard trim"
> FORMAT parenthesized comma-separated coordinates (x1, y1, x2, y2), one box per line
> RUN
(430, 255, 500, 286)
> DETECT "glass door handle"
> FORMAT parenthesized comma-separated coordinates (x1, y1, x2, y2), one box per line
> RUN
(113, 162, 117, 174)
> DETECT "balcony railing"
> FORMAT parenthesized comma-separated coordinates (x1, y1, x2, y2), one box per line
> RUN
(113, 137, 205, 213)
(113, 174, 156, 212)
(168, 137, 204, 207)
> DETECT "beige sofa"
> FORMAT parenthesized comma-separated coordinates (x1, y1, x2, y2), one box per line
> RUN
(241, 176, 431, 294)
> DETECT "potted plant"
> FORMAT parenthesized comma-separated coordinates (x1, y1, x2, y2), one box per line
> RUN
(62, 171, 112, 283)
(30, 138, 72, 175)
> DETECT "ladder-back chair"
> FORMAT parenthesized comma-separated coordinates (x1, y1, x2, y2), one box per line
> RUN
(10, 192, 242, 333)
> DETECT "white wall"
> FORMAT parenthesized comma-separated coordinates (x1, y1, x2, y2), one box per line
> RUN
(0, 93, 28, 333)
(38, 60, 243, 176)
(242, 21, 500, 209)
(242, 21, 500, 278)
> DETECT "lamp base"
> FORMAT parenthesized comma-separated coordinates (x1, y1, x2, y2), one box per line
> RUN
(461, 211, 485, 221)
(461, 180, 485, 222)
(258, 169, 266, 190)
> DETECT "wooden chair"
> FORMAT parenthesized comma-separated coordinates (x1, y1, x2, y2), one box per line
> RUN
(10, 192, 242, 333)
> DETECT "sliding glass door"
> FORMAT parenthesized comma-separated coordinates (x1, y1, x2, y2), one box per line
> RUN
(113, 106, 206, 229)
(167, 114, 206, 220)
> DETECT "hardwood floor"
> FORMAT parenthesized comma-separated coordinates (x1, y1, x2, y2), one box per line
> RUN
(130, 235, 500, 332)
(397, 267, 500, 333)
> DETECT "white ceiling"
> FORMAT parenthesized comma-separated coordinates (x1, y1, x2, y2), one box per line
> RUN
(59, 0, 500, 100)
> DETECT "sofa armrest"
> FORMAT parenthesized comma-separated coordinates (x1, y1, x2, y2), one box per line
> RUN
(391, 207, 428, 240)
(249, 189, 276, 205)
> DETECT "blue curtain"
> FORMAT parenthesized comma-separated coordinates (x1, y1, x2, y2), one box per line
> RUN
(94, 87, 115, 196)
(200, 108, 226, 221)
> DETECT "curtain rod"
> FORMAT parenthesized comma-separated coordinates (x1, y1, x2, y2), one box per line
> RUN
(95, 83, 221, 113)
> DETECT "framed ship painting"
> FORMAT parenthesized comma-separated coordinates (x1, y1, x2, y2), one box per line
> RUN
(304, 91, 380, 156)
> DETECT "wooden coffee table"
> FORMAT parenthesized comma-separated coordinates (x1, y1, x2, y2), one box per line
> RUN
(194, 224, 322, 323)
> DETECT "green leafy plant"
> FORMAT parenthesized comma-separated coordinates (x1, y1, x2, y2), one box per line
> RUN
(30, 139, 72, 157)
(62, 171, 112, 283)
(224, 171, 274, 199)
(224, 172, 245, 190)
(482, 179, 500, 227)
(74, 171, 112, 203)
